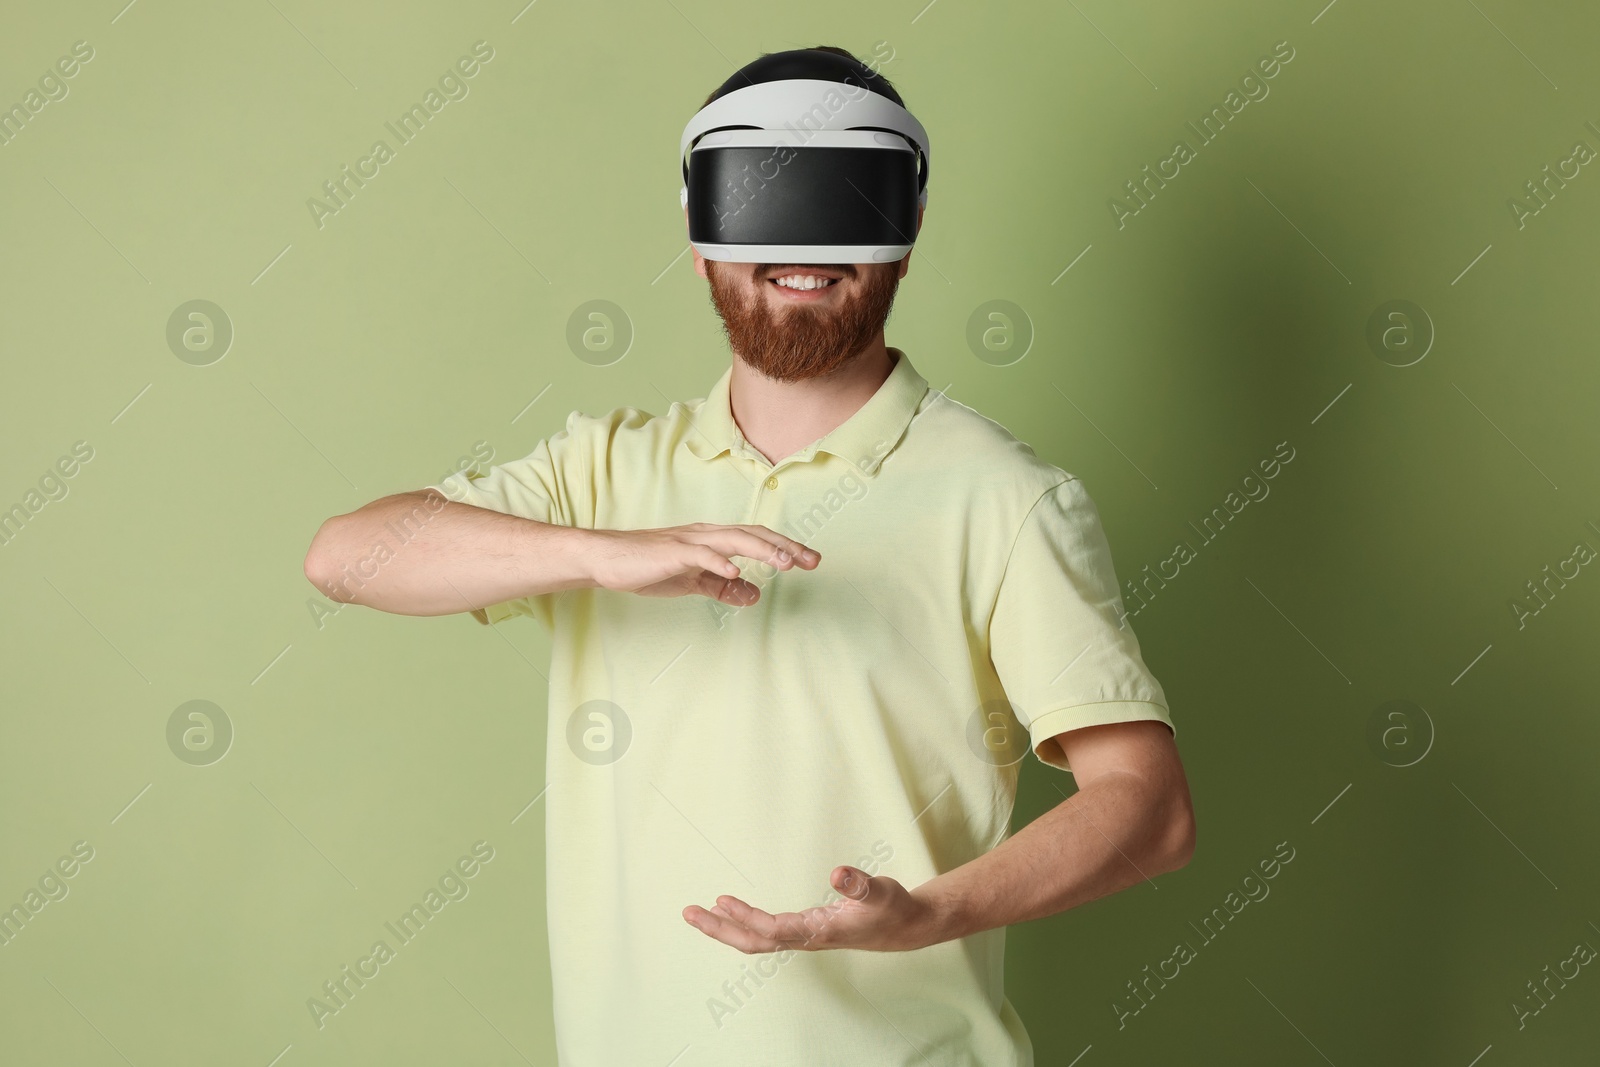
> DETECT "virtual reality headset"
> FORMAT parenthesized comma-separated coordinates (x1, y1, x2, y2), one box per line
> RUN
(679, 77, 930, 265)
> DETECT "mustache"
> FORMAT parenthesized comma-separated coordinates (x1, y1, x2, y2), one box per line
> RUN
(760, 264, 853, 279)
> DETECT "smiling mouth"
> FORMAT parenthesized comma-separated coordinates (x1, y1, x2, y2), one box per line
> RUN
(768, 276, 840, 291)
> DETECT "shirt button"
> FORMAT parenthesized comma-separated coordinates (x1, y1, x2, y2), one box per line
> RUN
(764, 475, 779, 491)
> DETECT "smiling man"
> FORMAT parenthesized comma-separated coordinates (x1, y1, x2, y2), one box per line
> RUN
(304, 45, 1194, 1067)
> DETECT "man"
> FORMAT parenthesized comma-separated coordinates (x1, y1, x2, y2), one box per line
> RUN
(304, 45, 1194, 1067)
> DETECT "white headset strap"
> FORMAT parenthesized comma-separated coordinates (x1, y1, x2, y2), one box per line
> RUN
(679, 79, 929, 182)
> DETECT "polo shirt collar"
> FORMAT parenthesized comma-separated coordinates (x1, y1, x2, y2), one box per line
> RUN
(684, 348, 928, 476)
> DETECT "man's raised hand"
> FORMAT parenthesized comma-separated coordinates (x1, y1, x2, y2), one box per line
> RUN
(584, 523, 819, 605)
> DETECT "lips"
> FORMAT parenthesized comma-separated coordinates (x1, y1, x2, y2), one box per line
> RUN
(766, 267, 845, 281)
(768, 277, 840, 300)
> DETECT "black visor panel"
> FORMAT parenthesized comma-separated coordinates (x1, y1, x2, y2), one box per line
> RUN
(686, 145, 919, 246)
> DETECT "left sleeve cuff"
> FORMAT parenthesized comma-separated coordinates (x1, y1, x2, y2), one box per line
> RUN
(467, 600, 522, 626)
(1026, 699, 1175, 773)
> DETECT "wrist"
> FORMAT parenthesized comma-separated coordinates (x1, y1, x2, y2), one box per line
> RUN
(911, 877, 971, 948)
(554, 524, 596, 585)
(516, 522, 604, 594)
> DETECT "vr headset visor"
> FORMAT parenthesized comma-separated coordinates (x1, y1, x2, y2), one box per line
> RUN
(679, 78, 930, 264)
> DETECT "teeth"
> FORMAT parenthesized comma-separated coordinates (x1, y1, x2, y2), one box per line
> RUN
(773, 275, 836, 290)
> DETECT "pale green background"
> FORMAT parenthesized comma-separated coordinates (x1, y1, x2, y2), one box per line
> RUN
(3, 0, 1599, 1063)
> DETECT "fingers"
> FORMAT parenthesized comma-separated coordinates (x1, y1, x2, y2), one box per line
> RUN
(734, 524, 820, 567)
(709, 896, 770, 933)
(683, 900, 832, 953)
(684, 905, 784, 953)
(687, 525, 820, 571)
(689, 544, 741, 580)
(632, 524, 819, 605)
(692, 571, 759, 605)
(712, 896, 821, 944)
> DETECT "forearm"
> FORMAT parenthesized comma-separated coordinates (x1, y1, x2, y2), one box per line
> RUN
(914, 771, 1191, 944)
(303, 490, 596, 616)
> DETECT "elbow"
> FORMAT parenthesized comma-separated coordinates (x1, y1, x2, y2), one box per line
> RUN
(1158, 792, 1197, 873)
(303, 518, 352, 602)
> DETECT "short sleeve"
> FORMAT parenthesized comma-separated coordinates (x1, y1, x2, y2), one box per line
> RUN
(988, 477, 1174, 772)
(423, 417, 583, 628)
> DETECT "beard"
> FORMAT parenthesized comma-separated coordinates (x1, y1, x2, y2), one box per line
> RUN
(705, 260, 902, 383)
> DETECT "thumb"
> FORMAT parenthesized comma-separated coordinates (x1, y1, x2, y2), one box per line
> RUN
(693, 571, 757, 604)
(722, 576, 759, 604)
(832, 865, 872, 900)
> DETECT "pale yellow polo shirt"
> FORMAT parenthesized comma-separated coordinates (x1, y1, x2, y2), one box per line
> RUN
(426, 347, 1173, 1067)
